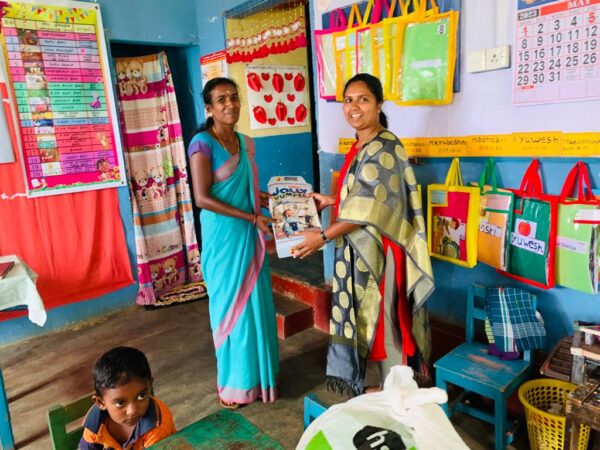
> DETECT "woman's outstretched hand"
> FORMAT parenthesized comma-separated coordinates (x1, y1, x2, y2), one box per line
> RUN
(309, 193, 336, 211)
(256, 214, 273, 238)
(291, 231, 324, 259)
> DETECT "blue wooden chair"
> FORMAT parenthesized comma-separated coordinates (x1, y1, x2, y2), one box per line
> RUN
(434, 284, 534, 450)
(0, 367, 15, 450)
(303, 393, 328, 429)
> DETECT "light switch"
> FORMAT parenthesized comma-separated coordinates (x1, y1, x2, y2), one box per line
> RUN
(466, 50, 486, 73)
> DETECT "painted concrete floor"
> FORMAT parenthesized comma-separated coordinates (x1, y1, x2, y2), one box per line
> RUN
(0, 300, 530, 449)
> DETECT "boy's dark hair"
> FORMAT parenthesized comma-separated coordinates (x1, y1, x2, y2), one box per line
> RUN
(93, 346, 152, 395)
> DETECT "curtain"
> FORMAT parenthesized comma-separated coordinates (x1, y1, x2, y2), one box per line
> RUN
(115, 51, 201, 305)
(0, 133, 133, 313)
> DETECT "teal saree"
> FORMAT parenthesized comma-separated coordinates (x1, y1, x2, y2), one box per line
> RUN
(191, 131, 279, 404)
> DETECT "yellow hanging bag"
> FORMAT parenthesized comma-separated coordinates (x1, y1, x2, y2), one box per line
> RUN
(427, 158, 480, 268)
(392, 0, 459, 105)
(379, 0, 421, 100)
(333, 1, 375, 101)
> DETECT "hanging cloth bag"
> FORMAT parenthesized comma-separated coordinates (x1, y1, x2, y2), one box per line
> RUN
(380, 0, 421, 100)
(394, 0, 459, 105)
(427, 157, 480, 268)
(503, 160, 558, 289)
(371, 0, 398, 97)
(477, 158, 514, 271)
(355, 0, 394, 76)
(349, 0, 398, 90)
(333, 2, 375, 101)
(556, 161, 600, 293)
(315, 9, 348, 101)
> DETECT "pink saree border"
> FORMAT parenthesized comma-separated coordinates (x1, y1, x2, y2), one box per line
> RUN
(213, 153, 240, 182)
(212, 135, 267, 350)
(218, 384, 277, 404)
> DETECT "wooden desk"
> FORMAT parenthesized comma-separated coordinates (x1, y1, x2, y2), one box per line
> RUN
(540, 336, 574, 381)
(571, 331, 600, 384)
(148, 409, 283, 449)
(566, 380, 600, 450)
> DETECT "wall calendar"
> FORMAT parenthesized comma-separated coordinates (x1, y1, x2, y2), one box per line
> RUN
(514, 0, 600, 105)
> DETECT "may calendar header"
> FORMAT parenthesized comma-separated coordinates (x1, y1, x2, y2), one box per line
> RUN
(518, 0, 565, 11)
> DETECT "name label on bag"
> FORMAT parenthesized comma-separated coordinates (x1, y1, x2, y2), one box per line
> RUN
(557, 236, 588, 255)
(510, 233, 546, 255)
(430, 189, 447, 205)
(479, 221, 503, 238)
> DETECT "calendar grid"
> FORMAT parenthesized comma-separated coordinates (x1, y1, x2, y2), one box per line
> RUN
(513, 0, 600, 105)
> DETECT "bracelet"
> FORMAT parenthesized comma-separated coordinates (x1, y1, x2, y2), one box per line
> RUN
(320, 229, 330, 243)
(252, 215, 258, 225)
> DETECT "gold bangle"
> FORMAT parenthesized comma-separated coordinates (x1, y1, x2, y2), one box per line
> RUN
(252, 215, 258, 225)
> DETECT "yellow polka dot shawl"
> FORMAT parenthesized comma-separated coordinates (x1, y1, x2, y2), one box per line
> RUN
(326, 130, 435, 396)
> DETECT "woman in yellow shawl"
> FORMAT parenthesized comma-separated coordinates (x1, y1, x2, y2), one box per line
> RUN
(293, 74, 434, 395)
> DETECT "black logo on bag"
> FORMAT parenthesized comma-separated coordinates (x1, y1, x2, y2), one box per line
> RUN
(352, 425, 407, 449)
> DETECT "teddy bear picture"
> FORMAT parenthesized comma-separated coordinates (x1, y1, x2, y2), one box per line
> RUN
(162, 257, 179, 286)
(116, 60, 133, 96)
(128, 60, 148, 95)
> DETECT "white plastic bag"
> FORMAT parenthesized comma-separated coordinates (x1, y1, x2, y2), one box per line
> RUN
(297, 365, 470, 450)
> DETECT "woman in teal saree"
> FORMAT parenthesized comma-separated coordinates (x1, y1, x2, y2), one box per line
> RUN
(188, 78, 278, 408)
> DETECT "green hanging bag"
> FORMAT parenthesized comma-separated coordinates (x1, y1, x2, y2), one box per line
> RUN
(556, 162, 600, 293)
(503, 160, 558, 289)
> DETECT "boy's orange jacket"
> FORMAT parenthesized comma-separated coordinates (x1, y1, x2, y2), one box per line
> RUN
(79, 397, 175, 449)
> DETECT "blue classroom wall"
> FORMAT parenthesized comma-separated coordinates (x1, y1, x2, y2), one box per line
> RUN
(94, 0, 199, 46)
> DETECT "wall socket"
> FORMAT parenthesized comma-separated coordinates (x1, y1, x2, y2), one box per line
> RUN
(467, 45, 511, 73)
(486, 45, 511, 71)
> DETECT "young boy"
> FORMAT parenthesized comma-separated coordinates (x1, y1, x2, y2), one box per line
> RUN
(79, 346, 176, 449)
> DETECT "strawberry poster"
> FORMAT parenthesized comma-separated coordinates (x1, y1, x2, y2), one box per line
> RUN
(245, 65, 309, 130)
(0, 0, 125, 197)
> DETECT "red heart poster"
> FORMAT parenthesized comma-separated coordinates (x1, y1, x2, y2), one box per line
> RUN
(245, 65, 309, 130)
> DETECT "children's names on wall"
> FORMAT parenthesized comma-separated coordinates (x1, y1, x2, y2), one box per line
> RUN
(513, 0, 600, 105)
(395, 132, 600, 157)
(0, 0, 125, 197)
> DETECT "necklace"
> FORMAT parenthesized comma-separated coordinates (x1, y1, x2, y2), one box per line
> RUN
(212, 126, 239, 155)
